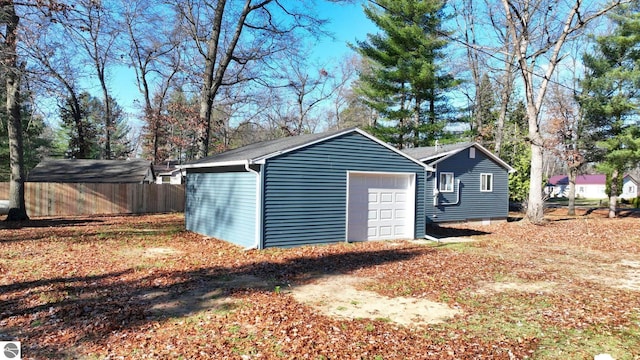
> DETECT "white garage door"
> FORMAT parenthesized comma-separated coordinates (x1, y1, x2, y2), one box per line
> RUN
(347, 172, 415, 241)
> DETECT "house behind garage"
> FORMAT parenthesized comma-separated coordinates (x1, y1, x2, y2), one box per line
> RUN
(403, 142, 514, 224)
(28, 159, 156, 183)
(182, 128, 433, 249)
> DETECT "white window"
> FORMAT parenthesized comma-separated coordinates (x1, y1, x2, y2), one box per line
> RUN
(578, 186, 585, 193)
(481, 173, 493, 192)
(469, 147, 476, 158)
(628, 185, 636, 194)
(439, 172, 454, 192)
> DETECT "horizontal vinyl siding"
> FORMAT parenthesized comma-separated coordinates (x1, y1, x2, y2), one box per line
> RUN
(263, 132, 426, 248)
(427, 148, 509, 223)
(185, 167, 256, 248)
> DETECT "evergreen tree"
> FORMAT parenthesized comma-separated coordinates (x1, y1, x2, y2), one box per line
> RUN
(0, 85, 51, 181)
(501, 101, 530, 204)
(577, 4, 640, 218)
(473, 74, 496, 145)
(56, 92, 132, 159)
(352, 0, 457, 149)
(56, 92, 100, 159)
(98, 97, 132, 160)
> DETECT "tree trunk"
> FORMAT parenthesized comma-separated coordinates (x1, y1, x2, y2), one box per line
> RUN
(567, 166, 577, 216)
(494, 42, 514, 156)
(609, 169, 619, 218)
(99, 75, 112, 159)
(527, 141, 545, 222)
(4, 0, 29, 221)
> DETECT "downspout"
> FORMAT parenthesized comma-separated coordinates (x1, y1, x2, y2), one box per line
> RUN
(440, 179, 462, 206)
(423, 169, 441, 243)
(244, 161, 262, 250)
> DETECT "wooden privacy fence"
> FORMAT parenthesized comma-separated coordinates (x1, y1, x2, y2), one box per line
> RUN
(0, 182, 185, 217)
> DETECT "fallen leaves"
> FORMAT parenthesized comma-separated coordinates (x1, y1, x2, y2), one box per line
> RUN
(0, 211, 639, 359)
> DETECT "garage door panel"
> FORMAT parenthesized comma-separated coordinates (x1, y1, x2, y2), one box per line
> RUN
(348, 173, 415, 241)
(394, 225, 406, 235)
(379, 226, 392, 236)
(380, 209, 393, 220)
(380, 192, 394, 203)
(367, 227, 377, 237)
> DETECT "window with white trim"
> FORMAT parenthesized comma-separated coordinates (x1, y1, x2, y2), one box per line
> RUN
(439, 172, 454, 192)
(480, 173, 493, 192)
(469, 147, 476, 158)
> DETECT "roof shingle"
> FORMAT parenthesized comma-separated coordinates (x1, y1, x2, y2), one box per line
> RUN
(27, 159, 154, 183)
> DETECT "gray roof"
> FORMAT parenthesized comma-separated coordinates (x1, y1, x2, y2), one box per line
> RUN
(182, 127, 433, 171)
(27, 159, 155, 183)
(186, 129, 348, 166)
(402, 142, 474, 162)
(403, 142, 515, 173)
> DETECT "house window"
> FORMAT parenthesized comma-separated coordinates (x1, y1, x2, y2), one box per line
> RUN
(578, 186, 585, 193)
(629, 185, 636, 194)
(481, 173, 493, 192)
(469, 147, 476, 158)
(439, 172, 454, 192)
(162, 176, 171, 184)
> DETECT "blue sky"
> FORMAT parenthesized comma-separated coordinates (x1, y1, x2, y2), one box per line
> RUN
(106, 1, 376, 123)
(312, 1, 375, 61)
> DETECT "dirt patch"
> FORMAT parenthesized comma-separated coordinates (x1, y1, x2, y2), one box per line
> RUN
(577, 259, 640, 291)
(289, 275, 461, 327)
(614, 260, 640, 291)
(475, 280, 557, 295)
(142, 275, 275, 317)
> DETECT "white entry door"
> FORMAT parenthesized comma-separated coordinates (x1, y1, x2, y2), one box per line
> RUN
(347, 172, 415, 241)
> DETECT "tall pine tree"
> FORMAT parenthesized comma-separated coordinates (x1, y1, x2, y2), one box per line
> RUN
(55, 92, 131, 159)
(352, 0, 457, 149)
(578, 4, 640, 218)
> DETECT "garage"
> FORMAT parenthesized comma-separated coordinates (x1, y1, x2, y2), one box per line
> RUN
(347, 172, 416, 241)
(183, 128, 431, 249)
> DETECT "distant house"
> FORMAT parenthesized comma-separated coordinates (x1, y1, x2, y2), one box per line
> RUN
(403, 142, 514, 224)
(622, 175, 639, 199)
(154, 161, 185, 184)
(28, 159, 155, 184)
(546, 174, 638, 199)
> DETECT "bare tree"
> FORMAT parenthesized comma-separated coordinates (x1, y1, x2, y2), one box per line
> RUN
(61, 0, 121, 159)
(121, 0, 182, 163)
(174, 0, 341, 158)
(545, 83, 586, 215)
(269, 52, 349, 136)
(1, 0, 27, 220)
(22, 11, 92, 158)
(500, 0, 627, 223)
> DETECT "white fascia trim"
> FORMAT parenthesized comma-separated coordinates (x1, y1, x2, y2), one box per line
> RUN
(424, 143, 515, 173)
(178, 160, 248, 169)
(472, 143, 516, 173)
(354, 129, 435, 172)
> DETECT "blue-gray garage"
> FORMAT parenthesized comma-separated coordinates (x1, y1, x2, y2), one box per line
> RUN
(182, 128, 433, 249)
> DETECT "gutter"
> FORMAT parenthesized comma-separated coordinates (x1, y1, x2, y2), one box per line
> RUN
(244, 161, 262, 250)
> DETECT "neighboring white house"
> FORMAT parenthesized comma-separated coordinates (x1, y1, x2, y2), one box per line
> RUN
(622, 175, 639, 199)
(547, 174, 639, 199)
(154, 161, 185, 184)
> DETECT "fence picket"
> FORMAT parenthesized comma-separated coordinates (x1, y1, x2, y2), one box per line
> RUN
(0, 183, 185, 217)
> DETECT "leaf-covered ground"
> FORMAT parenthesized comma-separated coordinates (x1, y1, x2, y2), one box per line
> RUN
(1, 210, 639, 359)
